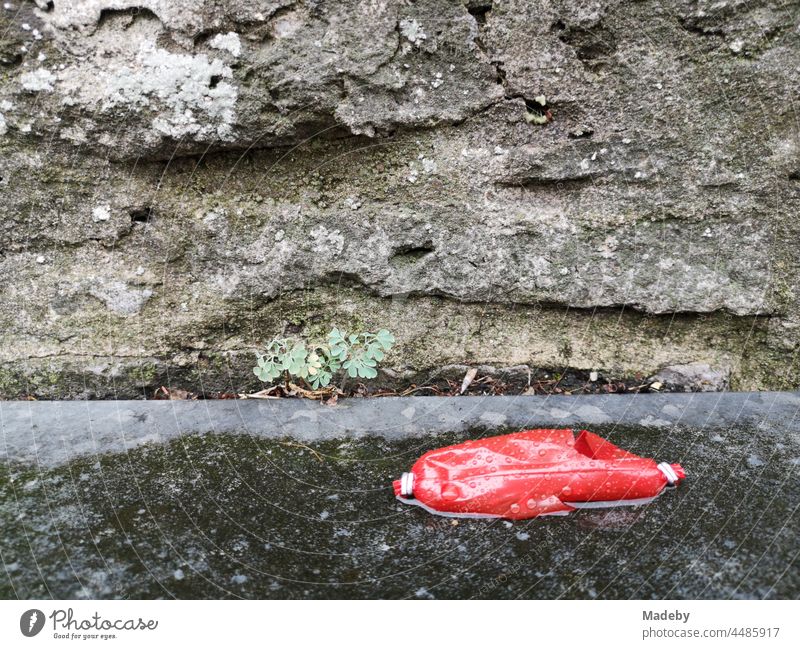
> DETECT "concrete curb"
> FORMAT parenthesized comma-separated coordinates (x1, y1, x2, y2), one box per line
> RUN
(2, 391, 800, 467)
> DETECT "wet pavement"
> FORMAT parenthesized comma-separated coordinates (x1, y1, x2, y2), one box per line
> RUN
(1, 394, 798, 599)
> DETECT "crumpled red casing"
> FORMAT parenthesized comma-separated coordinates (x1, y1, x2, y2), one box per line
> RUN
(393, 429, 685, 520)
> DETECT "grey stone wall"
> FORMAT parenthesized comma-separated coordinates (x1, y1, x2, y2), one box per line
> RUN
(1, 0, 799, 396)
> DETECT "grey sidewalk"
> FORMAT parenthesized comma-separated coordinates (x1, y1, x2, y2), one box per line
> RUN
(1, 392, 798, 599)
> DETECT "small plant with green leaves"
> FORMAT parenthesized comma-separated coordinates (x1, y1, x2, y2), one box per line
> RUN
(253, 327, 395, 392)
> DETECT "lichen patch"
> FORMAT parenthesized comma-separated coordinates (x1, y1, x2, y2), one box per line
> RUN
(60, 41, 237, 142)
(208, 32, 241, 57)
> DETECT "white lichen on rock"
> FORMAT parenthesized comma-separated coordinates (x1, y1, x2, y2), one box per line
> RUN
(43, 0, 209, 34)
(61, 41, 237, 142)
(208, 32, 242, 57)
(0, 112, 6, 137)
(421, 157, 437, 174)
(91, 205, 111, 222)
(20, 68, 56, 92)
(399, 18, 427, 46)
(310, 225, 345, 256)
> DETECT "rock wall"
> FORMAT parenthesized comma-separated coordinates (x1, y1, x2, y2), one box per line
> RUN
(1, 0, 799, 397)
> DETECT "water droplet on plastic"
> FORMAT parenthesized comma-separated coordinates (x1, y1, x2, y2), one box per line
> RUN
(526, 498, 537, 509)
(441, 484, 460, 500)
(510, 503, 520, 514)
(561, 486, 572, 496)
(538, 449, 547, 456)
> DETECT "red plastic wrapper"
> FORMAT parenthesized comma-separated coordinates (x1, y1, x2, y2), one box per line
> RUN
(393, 429, 685, 520)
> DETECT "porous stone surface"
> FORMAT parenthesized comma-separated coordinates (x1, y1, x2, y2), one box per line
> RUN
(1, 0, 799, 396)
